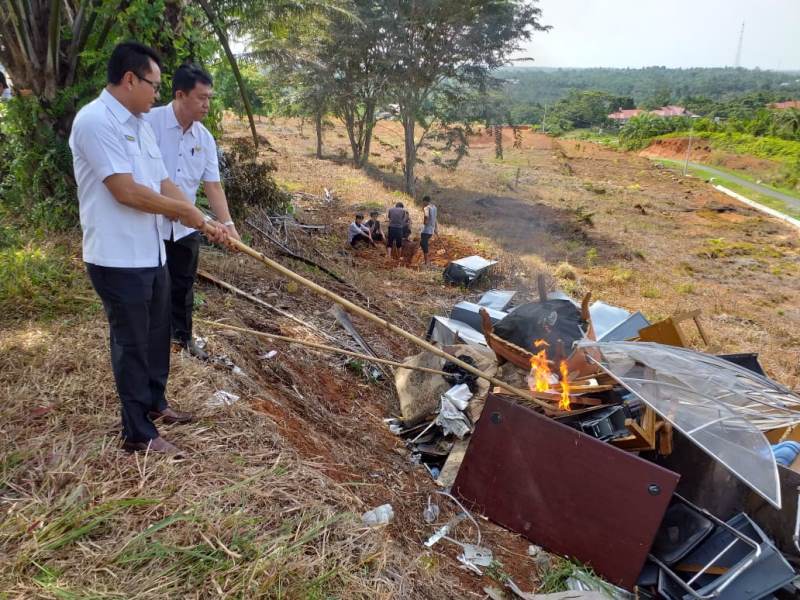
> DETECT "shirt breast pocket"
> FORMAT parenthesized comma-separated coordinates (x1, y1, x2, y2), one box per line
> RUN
(183, 149, 206, 182)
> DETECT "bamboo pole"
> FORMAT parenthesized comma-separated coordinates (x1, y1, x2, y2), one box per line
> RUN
(197, 269, 337, 343)
(208, 226, 557, 413)
(197, 318, 450, 377)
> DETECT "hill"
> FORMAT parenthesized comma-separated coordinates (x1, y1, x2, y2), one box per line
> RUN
(498, 66, 800, 105)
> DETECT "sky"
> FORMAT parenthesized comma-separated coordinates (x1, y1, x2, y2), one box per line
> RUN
(512, 0, 800, 71)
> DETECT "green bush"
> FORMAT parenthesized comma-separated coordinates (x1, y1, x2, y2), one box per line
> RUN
(220, 139, 292, 221)
(0, 96, 79, 230)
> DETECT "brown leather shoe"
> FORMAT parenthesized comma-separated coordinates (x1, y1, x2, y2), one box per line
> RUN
(122, 436, 185, 457)
(148, 407, 194, 425)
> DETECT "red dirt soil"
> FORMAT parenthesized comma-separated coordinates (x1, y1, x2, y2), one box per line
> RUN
(639, 137, 782, 178)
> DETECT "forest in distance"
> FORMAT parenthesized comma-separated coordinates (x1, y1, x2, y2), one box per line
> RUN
(498, 65, 800, 106)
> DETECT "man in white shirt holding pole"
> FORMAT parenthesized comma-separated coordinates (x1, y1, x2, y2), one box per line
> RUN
(145, 63, 240, 360)
(69, 42, 228, 456)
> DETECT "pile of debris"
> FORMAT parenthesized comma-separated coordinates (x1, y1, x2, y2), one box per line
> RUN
(386, 258, 800, 599)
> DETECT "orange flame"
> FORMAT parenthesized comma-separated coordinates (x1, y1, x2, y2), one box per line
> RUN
(529, 339, 553, 393)
(559, 360, 572, 411)
(528, 339, 572, 411)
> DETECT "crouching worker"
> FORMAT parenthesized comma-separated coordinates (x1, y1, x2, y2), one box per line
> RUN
(348, 213, 374, 247)
(365, 211, 384, 243)
(69, 41, 229, 456)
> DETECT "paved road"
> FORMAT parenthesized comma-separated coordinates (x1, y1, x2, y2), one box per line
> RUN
(687, 162, 800, 214)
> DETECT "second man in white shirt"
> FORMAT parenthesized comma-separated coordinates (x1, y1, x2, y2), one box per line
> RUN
(145, 64, 240, 359)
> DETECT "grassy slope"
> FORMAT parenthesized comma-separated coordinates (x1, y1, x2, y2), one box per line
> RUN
(660, 130, 800, 168)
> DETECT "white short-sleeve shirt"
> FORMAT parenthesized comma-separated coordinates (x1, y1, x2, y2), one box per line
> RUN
(69, 89, 170, 268)
(144, 103, 220, 241)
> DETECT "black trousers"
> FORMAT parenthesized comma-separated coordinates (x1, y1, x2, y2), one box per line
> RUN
(350, 233, 371, 247)
(86, 262, 171, 442)
(165, 231, 200, 344)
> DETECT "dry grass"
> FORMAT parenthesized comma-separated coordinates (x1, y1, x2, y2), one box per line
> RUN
(0, 299, 464, 597)
(6, 112, 800, 598)
(247, 116, 800, 388)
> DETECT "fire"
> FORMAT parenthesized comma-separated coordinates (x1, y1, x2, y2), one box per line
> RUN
(529, 339, 552, 393)
(528, 339, 572, 411)
(559, 360, 572, 411)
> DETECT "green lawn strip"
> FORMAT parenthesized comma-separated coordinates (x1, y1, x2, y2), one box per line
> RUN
(692, 162, 800, 201)
(652, 159, 800, 220)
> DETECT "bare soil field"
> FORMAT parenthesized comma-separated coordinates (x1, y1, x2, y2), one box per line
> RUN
(640, 136, 784, 182)
(2, 115, 799, 598)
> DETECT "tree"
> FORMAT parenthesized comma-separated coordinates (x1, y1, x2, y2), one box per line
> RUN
(0, 0, 220, 227)
(381, 0, 549, 194)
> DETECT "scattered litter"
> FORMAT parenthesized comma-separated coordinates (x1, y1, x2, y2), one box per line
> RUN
(484, 587, 507, 600)
(566, 569, 634, 599)
(207, 390, 240, 408)
(383, 417, 404, 435)
(423, 496, 440, 523)
(258, 350, 278, 360)
(423, 464, 440, 479)
(528, 544, 543, 556)
(443, 383, 472, 411)
(194, 336, 208, 349)
(211, 354, 245, 376)
(458, 542, 493, 567)
(435, 394, 472, 438)
(424, 513, 466, 548)
(361, 503, 394, 526)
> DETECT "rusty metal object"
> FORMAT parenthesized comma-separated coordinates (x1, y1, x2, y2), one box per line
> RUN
(452, 393, 680, 590)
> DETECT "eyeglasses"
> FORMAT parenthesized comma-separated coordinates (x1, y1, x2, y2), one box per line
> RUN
(135, 73, 161, 94)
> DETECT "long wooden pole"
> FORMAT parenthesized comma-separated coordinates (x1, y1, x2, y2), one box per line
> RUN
(197, 269, 337, 343)
(196, 319, 450, 377)
(206, 226, 556, 413)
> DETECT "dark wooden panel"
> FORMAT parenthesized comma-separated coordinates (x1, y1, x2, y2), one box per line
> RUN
(453, 394, 680, 590)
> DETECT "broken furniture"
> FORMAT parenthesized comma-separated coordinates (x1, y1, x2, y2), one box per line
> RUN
(450, 301, 507, 332)
(453, 393, 680, 590)
(651, 496, 794, 600)
(477, 289, 517, 311)
(480, 299, 587, 368)
(588, 301, 650, 342)
(578, 340, 792, 509)
(637, 310, 711, 348)
(443, 255, 498, 287)
(426, 316, 487, 347)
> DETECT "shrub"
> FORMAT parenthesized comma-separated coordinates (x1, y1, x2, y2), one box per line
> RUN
(554, 262, 577, 280)
(0, 96, 78, 230)
(220, 139, 292, 221)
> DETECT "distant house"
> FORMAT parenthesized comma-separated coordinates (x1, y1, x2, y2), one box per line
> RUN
(607, 108, 644, 122)
(768, 100, 800, 110)
(650, 105, 696, 118)
(607, 105, 695, 122)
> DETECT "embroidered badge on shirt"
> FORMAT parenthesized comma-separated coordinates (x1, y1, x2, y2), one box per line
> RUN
(190, 145, 202, 156)
(124, 134, 136, 142)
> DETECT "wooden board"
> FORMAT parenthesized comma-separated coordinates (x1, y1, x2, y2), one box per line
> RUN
(453, 394, 680, 590)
